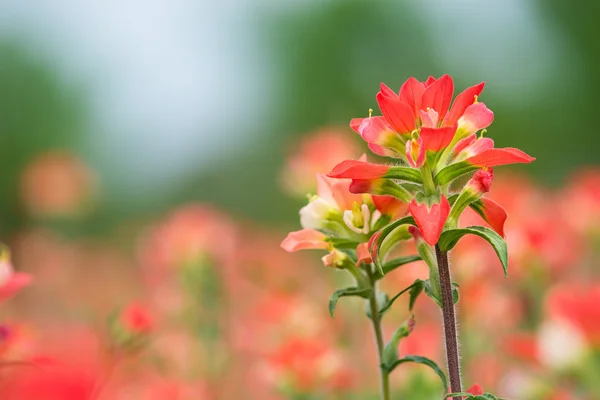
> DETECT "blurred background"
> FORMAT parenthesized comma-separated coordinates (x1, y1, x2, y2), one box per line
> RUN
(0, 1, 598, 399)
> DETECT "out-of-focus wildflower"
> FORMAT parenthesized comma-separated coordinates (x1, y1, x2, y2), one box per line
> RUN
(280, 128, 361, 197)
(20, 150, 97, 218)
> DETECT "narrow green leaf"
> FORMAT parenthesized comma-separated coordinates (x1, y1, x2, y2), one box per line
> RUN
(434, 161, 478, 186)
(385, 355, 448, 392)
(385, 166, 424, 183)
(378, 279, 423, 315)
(438, 226, 509, 277)
(381, 318, 414, 367)
(408, 280, 424, 311)
(328, 287, 372, 318)
(376, 254, 422, 279)
(371, 216, 415, 271)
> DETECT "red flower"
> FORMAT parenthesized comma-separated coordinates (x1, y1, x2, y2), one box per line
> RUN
(281, 229, 329, 252)
(121, 303, 154, 334)
(409, 195, 451, 245)
(466, 384, 484, 395)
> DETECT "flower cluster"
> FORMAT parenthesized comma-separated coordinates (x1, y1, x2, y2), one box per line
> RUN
(283, 74, 534, 399)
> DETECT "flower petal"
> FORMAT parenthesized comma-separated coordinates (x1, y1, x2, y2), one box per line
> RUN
(281, 229, 329, 252)
(356, 242, 373, 266)
(0, 273, 32, 302)
(399, 77, 426, 119)
(475, 197, 507, 237)
(377, 86, 416, 134)
(421, 74, 454, 122)
(466, 148, 535, 167)
(327, 160, 390, 180)
(443, 82, 485, 126)
(420, 124, 457, 152)
(458, 102, 494, 135)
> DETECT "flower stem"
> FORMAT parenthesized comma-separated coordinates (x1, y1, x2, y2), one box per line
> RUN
(435, 245, 462, 398)
(366, 267, 391, 400)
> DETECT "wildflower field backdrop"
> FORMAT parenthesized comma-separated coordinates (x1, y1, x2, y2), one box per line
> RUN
(0, 1, 598, 399)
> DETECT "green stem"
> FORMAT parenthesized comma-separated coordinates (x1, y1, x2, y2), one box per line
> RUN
(367, 266, 391, 400)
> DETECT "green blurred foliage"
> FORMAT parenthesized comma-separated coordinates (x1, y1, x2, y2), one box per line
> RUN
(0, 41, 86, 235)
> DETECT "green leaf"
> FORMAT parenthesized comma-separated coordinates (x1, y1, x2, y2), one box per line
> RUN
(370, 216, 415, 273)
(423, 280, 459, 308)
(376, 255, 422, 279)
(452, 282, 460, 305)
(378, 279, 423, 315)
(438, 226, 509, 277)
(382, 318, 414, 367)
(409, 280, 425, 311)
(328, 287, 372, 318)
(385, 166, 424, 183)
(434, 161, 478, 186)
(385, 355, 447, 392)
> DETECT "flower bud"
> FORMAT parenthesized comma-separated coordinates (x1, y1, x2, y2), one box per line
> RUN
(321, 249, 353, 270)
(466, 168, 494, 195)
(446, 168, 494, 229)
(109, 303, 154, 353)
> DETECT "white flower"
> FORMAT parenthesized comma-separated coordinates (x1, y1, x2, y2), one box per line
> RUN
(300, 197, 335, 230)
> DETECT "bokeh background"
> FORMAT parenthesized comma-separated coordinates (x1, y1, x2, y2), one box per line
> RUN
(0, 1, 599, 399)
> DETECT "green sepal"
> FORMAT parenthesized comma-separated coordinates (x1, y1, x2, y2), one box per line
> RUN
(328, 287, 372, 318)
(375, 255, 422, 280)
(384, 166, 424, 184)
(434, 161, 478, 186)
(382, 318, 414, 367)
(378, 279, 424, 315)
(383, 355, 448, 393)
(438, 226, 509, 277)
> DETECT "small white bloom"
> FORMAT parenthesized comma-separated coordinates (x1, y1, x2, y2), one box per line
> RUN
(300, 197, 335, 230)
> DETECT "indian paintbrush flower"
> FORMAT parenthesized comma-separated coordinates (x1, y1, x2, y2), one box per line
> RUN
(282, 74, 534, 400)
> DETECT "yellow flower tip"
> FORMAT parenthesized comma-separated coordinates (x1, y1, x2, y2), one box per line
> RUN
(368, 108, 373, 118)
(306, 193, 318, 202)
(473, 94, 479, 104)
(479, 128, 487, 138)
(0, 244, 10, 262)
